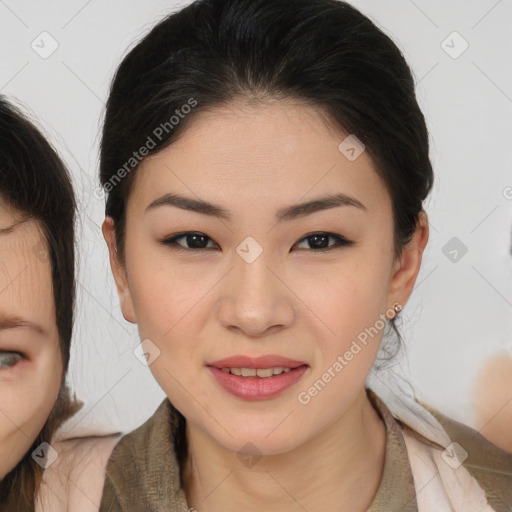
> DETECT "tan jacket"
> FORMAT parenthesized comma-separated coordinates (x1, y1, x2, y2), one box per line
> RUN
(98, 388, 512, 511)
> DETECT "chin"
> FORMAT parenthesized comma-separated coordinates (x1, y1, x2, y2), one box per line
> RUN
(212, 426, 302, 458)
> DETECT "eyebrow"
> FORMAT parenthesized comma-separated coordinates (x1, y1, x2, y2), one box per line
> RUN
(0, 216, 29, 234)
(0, 315, 46, 336)
(146, 192, 366, 222)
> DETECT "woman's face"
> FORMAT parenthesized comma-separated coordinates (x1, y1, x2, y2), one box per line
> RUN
(0, 201, 63, 479)
(105, 100, 427, 455)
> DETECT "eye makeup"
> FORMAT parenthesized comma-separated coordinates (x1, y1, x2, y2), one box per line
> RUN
(159, 230, 355, 253)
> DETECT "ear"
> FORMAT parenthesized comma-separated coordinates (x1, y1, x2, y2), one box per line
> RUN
(102, 217, 136, 324)
(388, 211, 429, 309)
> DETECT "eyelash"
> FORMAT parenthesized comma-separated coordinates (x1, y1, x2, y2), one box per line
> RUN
(160, 231, 354, 253)
(0, 351, 24, 370)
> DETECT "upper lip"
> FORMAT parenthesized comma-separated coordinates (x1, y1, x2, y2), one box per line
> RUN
(208, 355, 308, 369)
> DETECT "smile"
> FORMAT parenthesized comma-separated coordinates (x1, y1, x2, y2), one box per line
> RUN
(220, 367, 292, 378)
(208, 364, 309, 400)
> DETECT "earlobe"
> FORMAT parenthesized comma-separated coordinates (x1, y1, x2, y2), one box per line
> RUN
(102, 217, 137, 324)
(388, 211, 429, 308)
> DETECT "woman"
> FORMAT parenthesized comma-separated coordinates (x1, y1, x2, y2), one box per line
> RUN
(97, 0, 512, 510)
(0, 97, 117, 512)
(0, 96, 82, 510)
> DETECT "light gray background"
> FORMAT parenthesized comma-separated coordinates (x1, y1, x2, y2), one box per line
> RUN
(1, 0, 511, 436)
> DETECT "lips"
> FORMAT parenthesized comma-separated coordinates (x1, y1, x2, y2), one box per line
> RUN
(207, 355, 309, 400)
(207, 354, 308, 370)
(208, 364, 309, 400)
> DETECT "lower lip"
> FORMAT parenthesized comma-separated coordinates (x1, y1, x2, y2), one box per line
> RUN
(207, 365, 308, 400)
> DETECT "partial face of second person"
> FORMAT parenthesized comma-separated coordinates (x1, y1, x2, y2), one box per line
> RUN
(0, 201, 63, 479)
(105, 99, 427, 456)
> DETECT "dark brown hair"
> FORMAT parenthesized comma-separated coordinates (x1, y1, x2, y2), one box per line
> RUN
(100, 0, 433, 255)
(0, 96, 82, 511)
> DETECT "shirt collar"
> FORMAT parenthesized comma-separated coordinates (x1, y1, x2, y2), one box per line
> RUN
(366, 387, 418, 511)
(103, 388, 420, 511)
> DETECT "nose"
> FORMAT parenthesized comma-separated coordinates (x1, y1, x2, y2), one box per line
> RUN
(217, 246, 295, 338)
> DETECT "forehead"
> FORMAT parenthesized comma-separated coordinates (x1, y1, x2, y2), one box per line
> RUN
(131, 99, 390, 216)
(0, 202, 55, 332)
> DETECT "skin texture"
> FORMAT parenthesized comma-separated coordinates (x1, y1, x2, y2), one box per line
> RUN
(0, 201, 63, 480)
(104, 99, 429, 511)
(472, 351, 512, 453)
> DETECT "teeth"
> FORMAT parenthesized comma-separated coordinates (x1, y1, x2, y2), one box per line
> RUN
(255, 368, 274, 378)
(220, 367, 294, 378)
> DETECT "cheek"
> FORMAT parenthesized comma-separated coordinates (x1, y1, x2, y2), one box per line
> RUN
(126, 235, 217, 342)
(0, 354, 62, 478)
(126, 252, 209, 390)
(129, 262, 206, 340)
(298, 252, 392, 343)
(0, 352, 62, 429)
(298, 273, 387, 398)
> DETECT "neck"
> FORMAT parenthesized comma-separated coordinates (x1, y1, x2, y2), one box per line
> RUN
(182, 387, 386, 512)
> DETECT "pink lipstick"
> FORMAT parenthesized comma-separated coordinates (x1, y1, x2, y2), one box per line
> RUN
(207, 354, 309, 400)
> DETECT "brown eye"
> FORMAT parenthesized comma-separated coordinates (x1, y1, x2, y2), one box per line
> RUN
(161, 232, 219, 251)
(0, 352, 24, 369)
(160, 231, 354, 252)
(294, 232, 354, 251)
